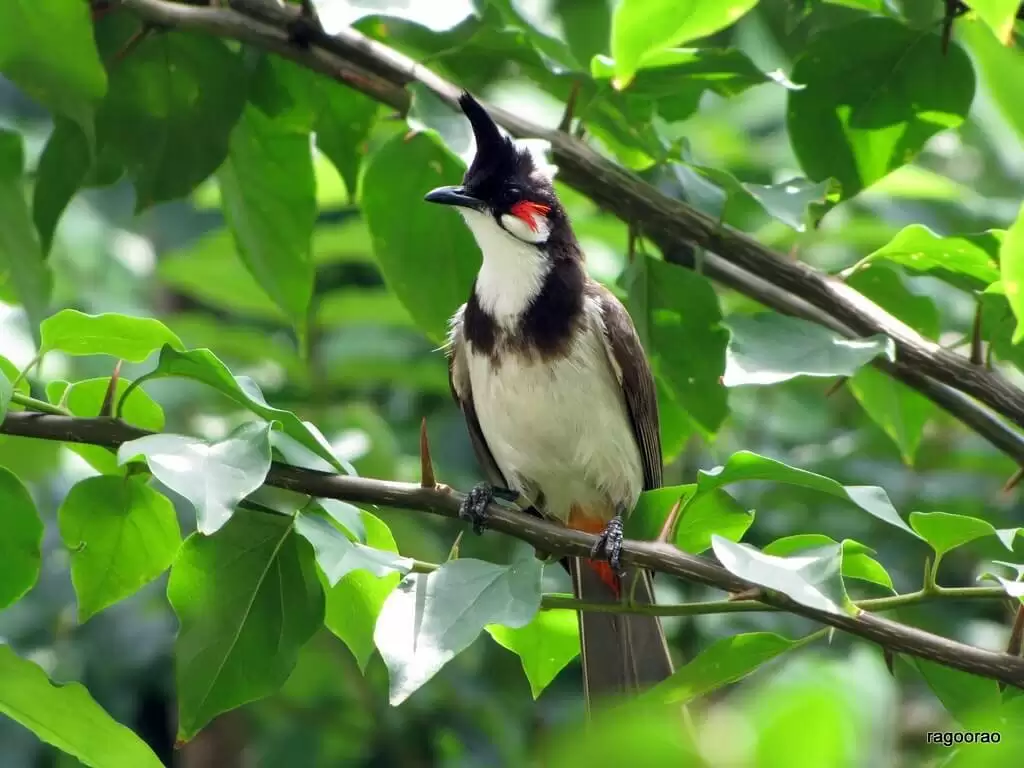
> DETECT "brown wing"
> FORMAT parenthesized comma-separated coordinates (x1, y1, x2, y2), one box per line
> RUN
(595, 286, 663, 491)
(447, 310, 509, 490)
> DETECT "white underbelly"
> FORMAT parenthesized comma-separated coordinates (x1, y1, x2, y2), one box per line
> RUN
(466, 321, 643, 523)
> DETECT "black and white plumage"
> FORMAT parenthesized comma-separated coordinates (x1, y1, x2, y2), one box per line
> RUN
(425, 92, 673, 701)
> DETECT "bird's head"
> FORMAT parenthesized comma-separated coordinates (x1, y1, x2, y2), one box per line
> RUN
(424, 92, 563, 248)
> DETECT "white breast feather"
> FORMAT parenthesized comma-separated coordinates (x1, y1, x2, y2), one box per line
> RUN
(463, 297, 643, 523)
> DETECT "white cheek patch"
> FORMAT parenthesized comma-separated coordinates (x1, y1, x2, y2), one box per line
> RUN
(500, 212, 551, 244)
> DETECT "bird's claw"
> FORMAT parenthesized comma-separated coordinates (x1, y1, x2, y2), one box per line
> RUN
(460, 483, 513, 535)
(591, 513, 625, 573)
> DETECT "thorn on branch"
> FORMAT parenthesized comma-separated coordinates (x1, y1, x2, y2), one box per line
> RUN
(419, 417, 436, 488)
(884, 647, 896, 676)
(656, 496, 685, 544)
(99, 361, 123, 419)
(1003, 466, 1024, 494)
(110, 23, 155, 66)
(447, 530, 464, 561)
(728, 587, 763, 602)
(824, 377, 848, 398)
(970, 300, 984, 366)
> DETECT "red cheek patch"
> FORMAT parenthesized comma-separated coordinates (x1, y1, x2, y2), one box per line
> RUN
(509, 200, 551, 232)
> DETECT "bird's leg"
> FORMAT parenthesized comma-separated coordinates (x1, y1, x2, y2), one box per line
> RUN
(591, 505, 626, 573)
(288, 0, 324, 48)
(459, 483, 519, 535)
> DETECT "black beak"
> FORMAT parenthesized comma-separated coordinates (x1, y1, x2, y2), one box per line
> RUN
(424, 185, 482, 210)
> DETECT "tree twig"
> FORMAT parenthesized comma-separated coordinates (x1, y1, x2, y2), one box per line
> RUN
(4, 407, 1024, 689)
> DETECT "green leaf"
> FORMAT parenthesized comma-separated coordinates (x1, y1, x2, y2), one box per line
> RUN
(58, 476, 181, 622)
(363, 131, 479, 343)
(857, 224, 1001, 291)
(609, 0, 759, 88)
(0, 355, 28, 401)
(0, 467, 42, 610)
(723, 313, 894, 386)
(41, 310, 184, 362)
(627, 484, 753, 553)
(0, 131, 52, 335)
(99, 31, 247, 210)
(696, 450, 918, 538)
(787, 18, 974, 199)
(647, 632, 803, 705)
(0, 645, 163, 768)
(32, 118, 91, 254)
(740, 177, 837, 233)
(486, 608, 580, 699)
(624, 255, 728, 435)
(914, 658, 1001, 727)
(46, 376, 164, 474)
(313, 0, 475, 32)
(314, 85, 378, 202)
(219, 106, 316, 330)
(960, 18, 1024, 143)
(554, 0, 611, 68)
(133, 345, 344, 471)
(712, 536, 847, 614)
(910, 512, 1014, 561)
(1001, 203, 1024, 344)
(294, 508, 412, 585)
(0, 0, 106, 139)
(168, 510, 324, 742)
(118, 422, 273, 535)
(969, 0, 1020, 43)
(763, 535, 893, 590)
(324, 511, 403, 671)
(375, 544, 543, 705)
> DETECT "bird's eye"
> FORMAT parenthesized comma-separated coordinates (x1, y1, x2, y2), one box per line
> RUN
(503, 186, 521, 206)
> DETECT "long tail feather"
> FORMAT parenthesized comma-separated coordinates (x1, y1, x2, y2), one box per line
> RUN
(570, 558, 674, 706)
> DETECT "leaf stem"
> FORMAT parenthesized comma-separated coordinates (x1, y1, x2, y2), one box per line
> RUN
(10, 391, 70, 416)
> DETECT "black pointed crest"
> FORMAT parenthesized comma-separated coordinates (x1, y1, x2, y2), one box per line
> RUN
(458, 91, 533, 195)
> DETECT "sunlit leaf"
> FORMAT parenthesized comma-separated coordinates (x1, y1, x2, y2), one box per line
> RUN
(696, 451, 918, 538)
(627, 484, 753, 553)
(0, 646, 163, 768)
(169, 510, 324, 742)
(1001, 202, 1024, 344)
(723, 313, 894, 386)
(41, 309, 183, 362)
(910, 512, 1015, 561)
(609, 0, 759, 87)
(117, 422, 273, 535)
(486, 608, 580, 699)
(0, 467, 42, 610)
(857, 224, 1001, 291)
(294, 507, 412, 585)
(324, 511, 404, 671)
(787, 18, 974, 199)
(968, 0, 1020, 43)
(763, 535, 893, 590)
(712, 536, 846, 614)
(313, 0, 475, 33)
(58, 476, 180, 622)
(133, 345, 345, 471)
(960, 17, 1024, 143)
(375, 544, 542, 705)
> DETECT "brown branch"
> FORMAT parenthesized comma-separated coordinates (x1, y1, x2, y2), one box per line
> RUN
(117, 0, 1024, 468)
(4, 408, 1024, 689)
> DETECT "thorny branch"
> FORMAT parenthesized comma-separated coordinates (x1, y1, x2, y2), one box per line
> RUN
(4, 407, 1024, 689)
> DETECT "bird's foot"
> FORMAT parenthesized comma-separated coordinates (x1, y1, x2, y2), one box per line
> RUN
(590, 512, 625, 573)
(288, 0, 323, 48)
(459, 483, 518, 535)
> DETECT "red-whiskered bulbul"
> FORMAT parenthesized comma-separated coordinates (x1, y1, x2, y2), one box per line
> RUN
(424, 92, 674, 702)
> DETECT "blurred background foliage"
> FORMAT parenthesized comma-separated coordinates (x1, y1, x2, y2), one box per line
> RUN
(3, 0, 1024, 765)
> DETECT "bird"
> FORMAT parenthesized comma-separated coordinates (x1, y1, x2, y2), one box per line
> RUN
(424, 91, 674, 703)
